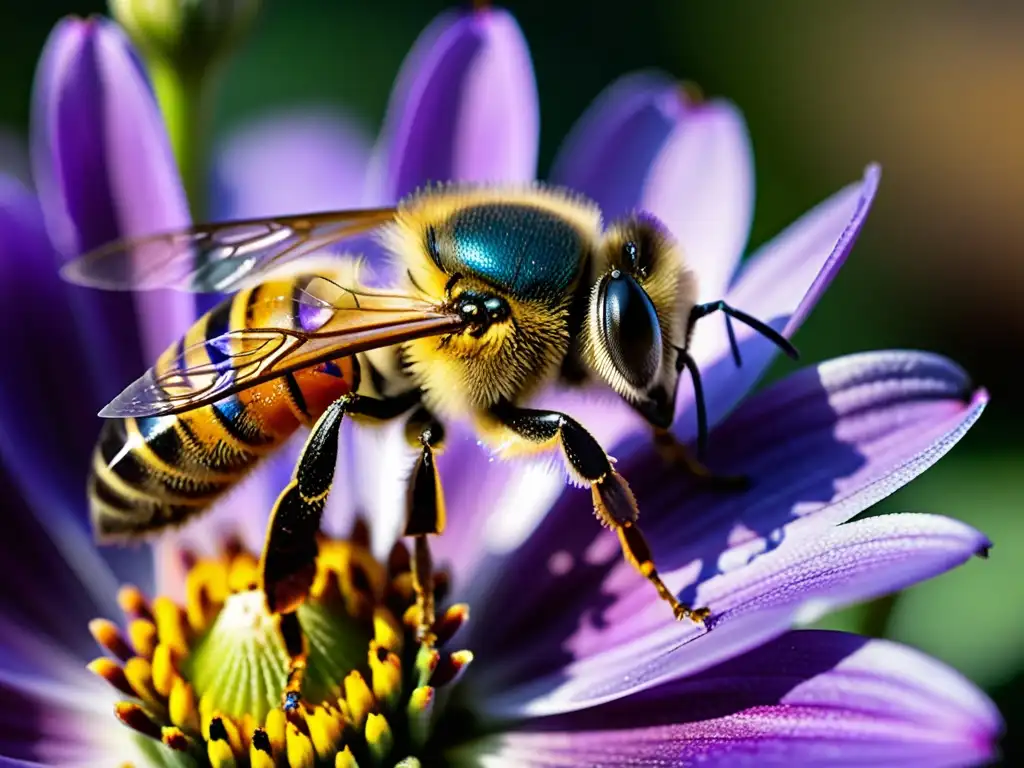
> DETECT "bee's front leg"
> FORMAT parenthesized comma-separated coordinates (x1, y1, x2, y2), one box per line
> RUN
(403, 407, 447, 646)
(487, 402, 708, 624)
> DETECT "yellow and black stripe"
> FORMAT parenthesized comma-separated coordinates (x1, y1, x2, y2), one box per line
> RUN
(89, 275, 357, 542)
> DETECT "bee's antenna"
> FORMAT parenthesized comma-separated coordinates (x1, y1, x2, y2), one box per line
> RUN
(674, 346, 708, 459)
(688, 301, 800, 368)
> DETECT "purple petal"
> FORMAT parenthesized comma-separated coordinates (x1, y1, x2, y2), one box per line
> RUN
(484, 513, 988, 717)
(211, 108, 373, 219)
(371, 7, 539, 203)
(640, 99, 754, 301)
(548, 71, 684, 220)
(677, 164, 881, 433)
(0, 179, 98, 512)
(550, 77, 754, 302)
(0, 182, 149, 598)
(0, 468, 150, 667)
(461, 350, 985, 714)
(30, 16, 192, 390)
(463, 630, 999, 768)
(0, 625, 139, 763)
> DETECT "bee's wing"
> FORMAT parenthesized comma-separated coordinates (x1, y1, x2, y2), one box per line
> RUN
(100, 277, 462, 418)
(60, 208, 398, 293)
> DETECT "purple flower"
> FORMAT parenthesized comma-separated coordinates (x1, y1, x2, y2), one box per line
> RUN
(0, 6, 1002, 766)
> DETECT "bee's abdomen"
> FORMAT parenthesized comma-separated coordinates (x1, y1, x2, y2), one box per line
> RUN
(88, 275, 360, 541)
(88, 365, 355, 542)
(88, 399, 268, 540)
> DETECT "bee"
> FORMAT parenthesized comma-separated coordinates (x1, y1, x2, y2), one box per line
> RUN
(64, 184, 795, 698)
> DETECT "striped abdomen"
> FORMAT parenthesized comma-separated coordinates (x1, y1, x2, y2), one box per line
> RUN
(89, 275, 358, 542)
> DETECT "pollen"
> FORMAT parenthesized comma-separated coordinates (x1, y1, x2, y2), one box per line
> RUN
(88, 522, 471, 766)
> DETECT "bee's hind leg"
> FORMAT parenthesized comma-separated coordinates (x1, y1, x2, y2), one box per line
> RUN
(651, 427, 750, 491)
(487, 402, 709, 625)
(403, 407, 447, 646)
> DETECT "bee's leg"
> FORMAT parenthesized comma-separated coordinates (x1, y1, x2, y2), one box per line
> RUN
(279, 612, 307, 714)
(402, 407, 446, 646)
(261, 391, 419, 709)
(651, 427, 750, 491)
(489, 403, 708, 624)
(664, 299, 799, 489)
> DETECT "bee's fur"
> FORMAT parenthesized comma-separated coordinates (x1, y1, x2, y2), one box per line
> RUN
(382, 184, 605, 423)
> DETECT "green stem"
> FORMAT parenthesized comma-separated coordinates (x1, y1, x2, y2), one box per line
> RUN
(149, 58, 217, 220)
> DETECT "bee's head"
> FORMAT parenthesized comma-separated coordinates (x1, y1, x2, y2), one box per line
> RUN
(582, 213, 698, 428)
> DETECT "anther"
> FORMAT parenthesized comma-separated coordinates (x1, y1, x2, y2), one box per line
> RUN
(89, 618, 134, 661)
(161, 726, 191, 752)
(365, 713, 394, 762)
(117, 585, 152, 620)
(87, 658, 134, 696)
(335, 746, 358, 768)
(430, 649, 474, 687)
(343, 671, 374, 728)
(127, 618, 158, 658)
(433, 603, 469, 646)
(115, 701, 163, 740)
(407, 686, 434, 747)
(286, 722, 316, 768)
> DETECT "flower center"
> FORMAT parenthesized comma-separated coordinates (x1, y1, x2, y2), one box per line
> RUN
(87, 527, 472, 767)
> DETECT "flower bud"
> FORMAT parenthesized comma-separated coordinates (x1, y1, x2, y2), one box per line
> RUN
(108, 0, 260, 72)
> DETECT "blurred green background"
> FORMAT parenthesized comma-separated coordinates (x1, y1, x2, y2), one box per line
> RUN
(2, 0, 1022, 761)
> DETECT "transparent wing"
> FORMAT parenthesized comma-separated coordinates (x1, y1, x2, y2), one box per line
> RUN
(101, 277, 463, 418)
(60, 207, 398, 293)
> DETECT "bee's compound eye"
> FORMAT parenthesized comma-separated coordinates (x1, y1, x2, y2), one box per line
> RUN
(598, 272, 662, 389)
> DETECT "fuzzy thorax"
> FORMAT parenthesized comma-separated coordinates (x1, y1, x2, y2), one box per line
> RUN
(402, 282, 572, 417)
(378, 183, 602, 420)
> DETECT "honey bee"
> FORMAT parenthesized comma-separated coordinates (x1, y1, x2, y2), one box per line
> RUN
(64, 184, 795, 698)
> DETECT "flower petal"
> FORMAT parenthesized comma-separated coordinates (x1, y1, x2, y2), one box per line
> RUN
(0, 179, 98, 513)
(211, 108, 373, 219)
(483, 513, 988, 717)
(678, 164, 881, 432)
(0, 617, 142, 764)
(0, 468, 149, 666)
(548, 70, 684, 220)
(30, 16, 192, 387)
(550, 76, 754, 302)
(466, 351, 983, 669)
(640, 99, 754, 301)
(459, 630, 999, 768)
(371, 7, 539, 203)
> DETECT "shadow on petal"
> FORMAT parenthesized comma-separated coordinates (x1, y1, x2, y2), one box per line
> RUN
(462, 351, 984, 714)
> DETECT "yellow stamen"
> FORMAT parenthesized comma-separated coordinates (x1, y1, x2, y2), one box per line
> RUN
(127, 618, 157, 658)
(344, 670, 374, 729)
(335, 746, 359, 768)
(91, 532, 471, 766)
(286, 722, 316, 768)
(369, 641, 402, 709)
(160, 725, 191, 752)
(365, 712, 394, 762)
(169, 677, 199, 731)
(150, 643, 177, 697)
(207, 737, 236, 768)
(89, 618, 133, 660)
